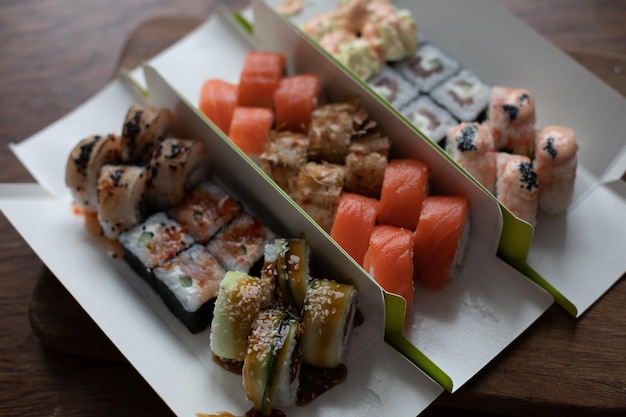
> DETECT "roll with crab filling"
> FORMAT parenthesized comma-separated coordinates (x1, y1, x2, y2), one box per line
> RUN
(300, 279, 358, 368)
(242, 309, 302, 416)
(210, 271, 276, 363)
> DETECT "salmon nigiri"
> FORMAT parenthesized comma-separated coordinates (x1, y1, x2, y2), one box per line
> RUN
(330, 192, 379, 266)
(199, 79, 238, 134)
(228, 107, 274, 155)
(237, 51, 286, 108)
(413, 196, 469, 289)
(377, 158, 429, 230)
(363, 225, 414, 312)
(273, 74, 321, 133)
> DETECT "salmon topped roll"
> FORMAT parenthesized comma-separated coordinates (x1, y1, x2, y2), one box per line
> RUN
(534, 125, 578, 215)
(199, 79, 238, 134)
(120, 105, 174, 164)
(495, 152, 539, 226)
(413, 196, 469, 290)
(273, 74, 321, 133)
(446, 122, 497, 194)
(377, 158, 429, 230)
(237, 51, 285, 108)
(65, 133, 121, 213)
(488, 87, 536, 157)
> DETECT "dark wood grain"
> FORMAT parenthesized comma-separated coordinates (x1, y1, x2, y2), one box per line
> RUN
(1, 1, 625, 417)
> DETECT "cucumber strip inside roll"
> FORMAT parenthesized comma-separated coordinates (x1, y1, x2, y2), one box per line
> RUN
(300, 279, 358, 368)
(243, 309, 301, 416)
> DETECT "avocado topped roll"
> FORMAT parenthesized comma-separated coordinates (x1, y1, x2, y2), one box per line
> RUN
(300, 279, 358, 368)
(210, 271, 275, 362)
(274, 238, 311, 313)
(243, 309, 301, 416)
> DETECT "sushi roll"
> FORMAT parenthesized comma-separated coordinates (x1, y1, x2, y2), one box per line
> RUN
(144, 138, 207, 211)
(307, 101, 368, 164)
(242, 308, 301, 416)
(377, 158, 430, 230)
(395, 43, 460, 93)
(210, 271, 276, 363)
(120, 105, 174, 164)
(167, 182, 243, 244)
(199, 79, 238, 134)
(228, 106, 274, 155)
(362, 225, 415, 312)
(400, 95, 458, 145)
(97, 164, 149, 240)
(330, 193, 379, 267)
(293, 162, 346, 233)
(430, 69, 490, 122)
(237, 51, 285, 108)
(118, 212, 194, 289)
(367, 66, 417, 110)
(206, 212, 275, 275)
(495, 152, 539, 226)
(488, 86, 536, 156)
(65, 133, 121, 213)
(344, 134, 390, 198)
(300, 279, 358, 369)
(274, 238, 312, 313)
(259, 130, 309, 196)
(273, 74, 321, 133)
(446, 122, 497, 194)
(413, 196, 470, 289)
(534, 125, 578, 214)
(153, 244, 226, 333)
(322, 29, 382, 81)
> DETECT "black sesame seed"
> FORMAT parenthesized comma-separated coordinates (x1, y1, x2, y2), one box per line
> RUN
(543, 137, 558, 160)
(502, 104, 519, 122)
(456, 125, 478, 152)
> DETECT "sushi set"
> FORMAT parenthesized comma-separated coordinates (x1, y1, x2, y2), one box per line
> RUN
(1, 0, 625, 416)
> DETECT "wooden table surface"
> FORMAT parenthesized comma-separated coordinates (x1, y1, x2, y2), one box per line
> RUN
(1, 1, 625, 417)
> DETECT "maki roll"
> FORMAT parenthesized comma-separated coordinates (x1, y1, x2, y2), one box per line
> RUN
(167, 182, 243, 244)
(260, 131, 310, 197)
(274, 238, 312, 313)
(400, 95, 458, 145)
(144, 138, 207, 211)
(118, 212, 194, 289)
(97, 164, 149, 240)
(395, 43, 460, 93)
(242, 308, 301, 416)
(210, 271, 275, 363)
(488, 86, 537, 156)
(300, 279, 358, 368)
(120, 105, 174, 164)
(413, 196, 470, 289)
(153, 244, 226, 333)
(495, 152, 539, 226)
(446, 122, 497, 194)
(367, 66, 417, 109)
(343, 134, 390, 199)
(65, 133, 121, 213)
(534, 125, 578, 215)
(430, 69, 490, 122)
(206, 212, 275, 275)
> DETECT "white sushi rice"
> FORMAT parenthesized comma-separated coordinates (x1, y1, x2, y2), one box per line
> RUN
(430, 68, 491, 122)
(401, 95, 459, 144)
(367, 66, 418, 110)
(395, 42, 461, 93)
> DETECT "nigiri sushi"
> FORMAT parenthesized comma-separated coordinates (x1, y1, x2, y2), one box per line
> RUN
(413, 196, 469, 289)
(495, 152, 539, 226)
(446, 122, 497, 194)
(534, 125, 578, 214)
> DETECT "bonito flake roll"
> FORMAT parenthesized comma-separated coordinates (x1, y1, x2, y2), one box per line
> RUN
(300, 279, 358, 368)
(210, 271, 275, 362)
(242, 308, 301, 416)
